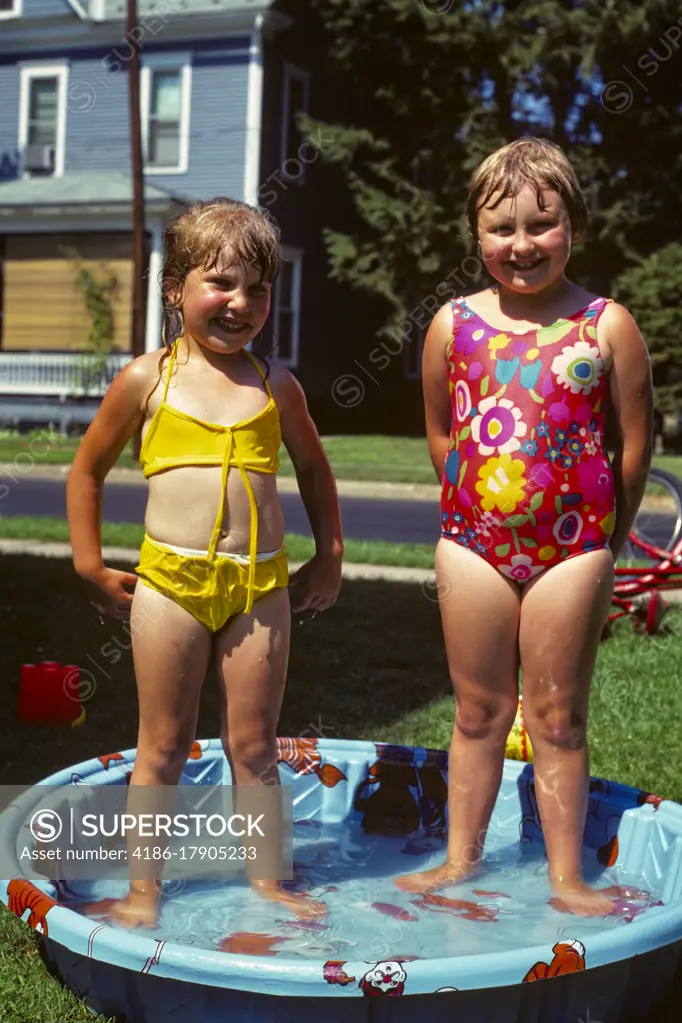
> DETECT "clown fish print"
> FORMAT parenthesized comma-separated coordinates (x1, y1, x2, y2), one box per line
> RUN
(372, 901, 418, 922)
(97, 752, 132, 784)
(7, 878, 58, 936)
(276, 738, 346, 787)
(188, 739, 211, 760)
(523, 939, 585, 982)
(637, 791, 665, 812)
(411, 892, 498, 922)
(220, 932, 284, 956)
(98, 752, 127, 770)
(324, 960, 356, 986)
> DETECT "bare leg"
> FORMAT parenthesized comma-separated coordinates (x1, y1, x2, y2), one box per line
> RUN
(214, 587, 326, 920)
(396, 539, 521, 893)
(108, 582, 212, 927)
(520, 548, 616, 917)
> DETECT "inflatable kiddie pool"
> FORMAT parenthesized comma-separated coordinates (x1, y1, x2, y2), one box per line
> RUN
(2, 738, 682, 1022)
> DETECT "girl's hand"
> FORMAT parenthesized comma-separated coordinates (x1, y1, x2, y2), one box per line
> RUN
(288, 553, 342, 614)
(82, 566, 138, 620)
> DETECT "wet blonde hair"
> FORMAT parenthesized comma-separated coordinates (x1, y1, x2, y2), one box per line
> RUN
(161, 197, 282, 348)
(466, 137, 590, 240)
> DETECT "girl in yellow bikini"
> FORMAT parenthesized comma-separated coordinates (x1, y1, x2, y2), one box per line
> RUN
(66, 198, 343, 927)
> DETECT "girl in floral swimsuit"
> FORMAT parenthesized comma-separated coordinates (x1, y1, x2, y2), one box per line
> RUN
(441, 292, 615, 579)
(397, 138, 653, 917)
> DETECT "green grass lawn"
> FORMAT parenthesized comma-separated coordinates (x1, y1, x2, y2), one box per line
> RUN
(1, 550, 681, 1019)
(2, 429, 681, 488)
(0, 515, 668, 575)
(0, 516, 436, 570)
(0, 430, 437, 483)
(0, 907, 116, 1023)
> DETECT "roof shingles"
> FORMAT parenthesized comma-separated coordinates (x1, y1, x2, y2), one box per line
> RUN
(0, 171, 190, 209)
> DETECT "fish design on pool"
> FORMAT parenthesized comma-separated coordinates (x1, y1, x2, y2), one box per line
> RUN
(523, 938, 586, 981)
(7, 877, 58, 936)
(324, 958, 412, 996)
(276, 738, 347, 787)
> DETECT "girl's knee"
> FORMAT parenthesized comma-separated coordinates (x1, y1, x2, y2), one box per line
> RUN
(455, 692, 518, 742)
(136, 736, 195, 781)
(524, 700, 586, 750)
(223, 733, 277, 778)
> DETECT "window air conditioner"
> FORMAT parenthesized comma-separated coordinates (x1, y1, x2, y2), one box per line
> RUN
(23, 144, 55, 172)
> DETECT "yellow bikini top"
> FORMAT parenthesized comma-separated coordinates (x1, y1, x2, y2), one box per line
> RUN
(139, 340, 281, 613)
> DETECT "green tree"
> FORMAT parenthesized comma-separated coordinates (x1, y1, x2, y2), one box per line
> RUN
(294, 0, 682, 355)
(612, 244, 682, 413)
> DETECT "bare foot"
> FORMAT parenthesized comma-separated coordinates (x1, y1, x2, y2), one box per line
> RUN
(251, 880, 328, 920)
(394, 860, 483, 895)
(549, 877, 618, 918)
(599, 884, 649, 901)
(107, 888, 161, 929)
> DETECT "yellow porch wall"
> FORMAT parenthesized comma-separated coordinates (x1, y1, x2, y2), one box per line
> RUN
(2, 233, 133, 352)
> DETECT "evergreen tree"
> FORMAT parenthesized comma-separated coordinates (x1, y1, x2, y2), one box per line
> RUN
(612, 244, 682, 413)
(297, 0, 682, 381)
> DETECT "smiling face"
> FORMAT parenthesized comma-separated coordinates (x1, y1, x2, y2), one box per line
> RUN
(174, 244, 272, 354)
(477, 184, 576, 295)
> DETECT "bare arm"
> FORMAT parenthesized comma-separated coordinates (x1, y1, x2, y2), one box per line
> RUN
(422, 302, 454, 481)
(67, 357, 155, 614)
(272, 364, 343, 611)
(599, 302, 654, 561)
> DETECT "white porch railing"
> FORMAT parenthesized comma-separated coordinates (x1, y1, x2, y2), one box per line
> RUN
(0, 352, 132, 397)
(87, 0, 250, 20)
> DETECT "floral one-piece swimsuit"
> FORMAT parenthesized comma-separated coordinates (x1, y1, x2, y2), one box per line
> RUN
(440, 294, 616, 583)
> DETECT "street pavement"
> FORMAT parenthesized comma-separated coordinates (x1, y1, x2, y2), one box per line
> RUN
(0, 472, 677, 549)
(0, 474, 441, 545)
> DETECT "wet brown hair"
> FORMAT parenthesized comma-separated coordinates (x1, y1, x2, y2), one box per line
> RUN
(144, 198, 281, 412)
(161, 197, 282, 348)
(466, 137, 590, 241)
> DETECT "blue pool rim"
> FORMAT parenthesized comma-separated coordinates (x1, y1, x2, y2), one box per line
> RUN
(2, 737, 682, 997)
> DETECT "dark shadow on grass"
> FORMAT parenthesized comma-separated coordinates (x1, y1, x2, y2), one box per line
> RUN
(0, 553, 451, 786)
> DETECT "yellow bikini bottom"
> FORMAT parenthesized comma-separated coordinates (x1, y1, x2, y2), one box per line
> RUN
(135, 535, 289, 633)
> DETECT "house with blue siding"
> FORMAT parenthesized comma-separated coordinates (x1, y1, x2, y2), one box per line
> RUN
(0, 0, 384, 433)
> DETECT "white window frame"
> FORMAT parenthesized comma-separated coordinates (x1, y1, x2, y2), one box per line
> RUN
(279, 63, 310, 184)
(0, 0, 22, 20)
(140, 52, 192, 175)
(18, 62, 69, 178)
(273, 246, 302, 369)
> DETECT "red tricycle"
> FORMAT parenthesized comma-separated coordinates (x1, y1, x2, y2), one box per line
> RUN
(608, 467, 682, 636)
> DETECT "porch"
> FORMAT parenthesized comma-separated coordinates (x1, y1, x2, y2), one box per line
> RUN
(0, 351, 132, 433)
(0, 171, 188, 432)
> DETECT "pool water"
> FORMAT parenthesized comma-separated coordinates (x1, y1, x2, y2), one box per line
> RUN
(60, 820, 665, 963)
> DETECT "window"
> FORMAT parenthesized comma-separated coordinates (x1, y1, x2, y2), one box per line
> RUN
(280, 64, 310, 183)
(0, 0, 22, 19)
(18, 64, 68, 178)
(272, 249, 302, 367)
(141, 56, 192, 174)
